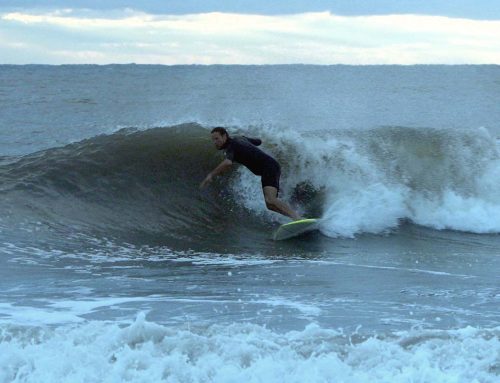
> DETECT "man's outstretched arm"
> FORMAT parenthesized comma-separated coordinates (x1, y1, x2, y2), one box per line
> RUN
(200, 159, 233, 189)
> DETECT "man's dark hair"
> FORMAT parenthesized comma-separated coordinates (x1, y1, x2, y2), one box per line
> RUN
(211, 127, 229, 137)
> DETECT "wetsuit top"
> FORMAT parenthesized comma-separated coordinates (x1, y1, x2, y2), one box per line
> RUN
(223, 136, 278, 176)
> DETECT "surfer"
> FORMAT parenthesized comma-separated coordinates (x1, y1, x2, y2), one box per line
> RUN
(200, 127, 301, 220)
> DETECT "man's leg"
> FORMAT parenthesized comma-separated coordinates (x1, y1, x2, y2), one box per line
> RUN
(263, 186, 301, 220)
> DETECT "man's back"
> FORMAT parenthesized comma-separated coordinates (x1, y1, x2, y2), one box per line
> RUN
(224, 136, 278, 175)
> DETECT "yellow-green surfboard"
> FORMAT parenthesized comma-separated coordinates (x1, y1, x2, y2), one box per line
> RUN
(273, 218, 319, 241)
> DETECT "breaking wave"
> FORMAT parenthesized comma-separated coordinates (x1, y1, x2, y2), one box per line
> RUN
(1, 123, 499, 248)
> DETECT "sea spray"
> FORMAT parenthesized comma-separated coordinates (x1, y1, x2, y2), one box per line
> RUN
(233, 125, 500, 235)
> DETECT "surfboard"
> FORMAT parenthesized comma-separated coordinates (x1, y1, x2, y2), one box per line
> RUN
(273, 218, 319, 241)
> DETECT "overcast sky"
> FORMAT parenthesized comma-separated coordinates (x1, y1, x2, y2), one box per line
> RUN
(1, 0, 499, 64)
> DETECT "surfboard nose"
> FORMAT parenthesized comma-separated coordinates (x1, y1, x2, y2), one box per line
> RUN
(273, 218, 319, 240)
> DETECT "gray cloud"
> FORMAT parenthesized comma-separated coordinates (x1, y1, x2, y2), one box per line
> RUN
(1, 9, 499, 64)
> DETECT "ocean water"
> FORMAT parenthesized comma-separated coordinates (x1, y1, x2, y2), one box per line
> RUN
(0, 64, 499, 382)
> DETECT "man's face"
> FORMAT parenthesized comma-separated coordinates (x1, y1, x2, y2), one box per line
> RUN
(211, 132, 227, 150)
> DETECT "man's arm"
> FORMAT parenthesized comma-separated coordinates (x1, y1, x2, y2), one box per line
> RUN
(200, 159, 233, 189)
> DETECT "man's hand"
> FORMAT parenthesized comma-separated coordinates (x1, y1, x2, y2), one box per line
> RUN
(199, 159, 232, 190)
(200, 174, 213, 189)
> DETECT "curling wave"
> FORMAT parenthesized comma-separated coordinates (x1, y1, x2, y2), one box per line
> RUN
(1, 123, 499, 248)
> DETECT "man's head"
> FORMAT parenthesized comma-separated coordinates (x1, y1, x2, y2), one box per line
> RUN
(211, 127, 229, 150)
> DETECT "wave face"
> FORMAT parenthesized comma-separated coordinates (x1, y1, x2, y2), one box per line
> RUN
(1, 123, 499, 248)
(0, 124, 237, 248)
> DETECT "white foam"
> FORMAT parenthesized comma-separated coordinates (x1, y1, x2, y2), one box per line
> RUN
(308, 260, 476, 278)
(410, 189, 500, 233)
(250, 296, 322, 317)
(321, 182, 408, 237)
(0, 313, 498, 383)
(0, 297, 158, 326)
(1, 240, 278, 269)
(233, 126, 500, 236)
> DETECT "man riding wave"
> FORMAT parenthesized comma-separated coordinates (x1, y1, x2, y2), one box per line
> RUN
(200, 127, 301, 221)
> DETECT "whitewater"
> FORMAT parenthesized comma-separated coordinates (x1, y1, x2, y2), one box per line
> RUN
(0, 65, 499, 382)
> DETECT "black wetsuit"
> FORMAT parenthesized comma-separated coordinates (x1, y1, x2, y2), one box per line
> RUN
(223, 136, 281, 191)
